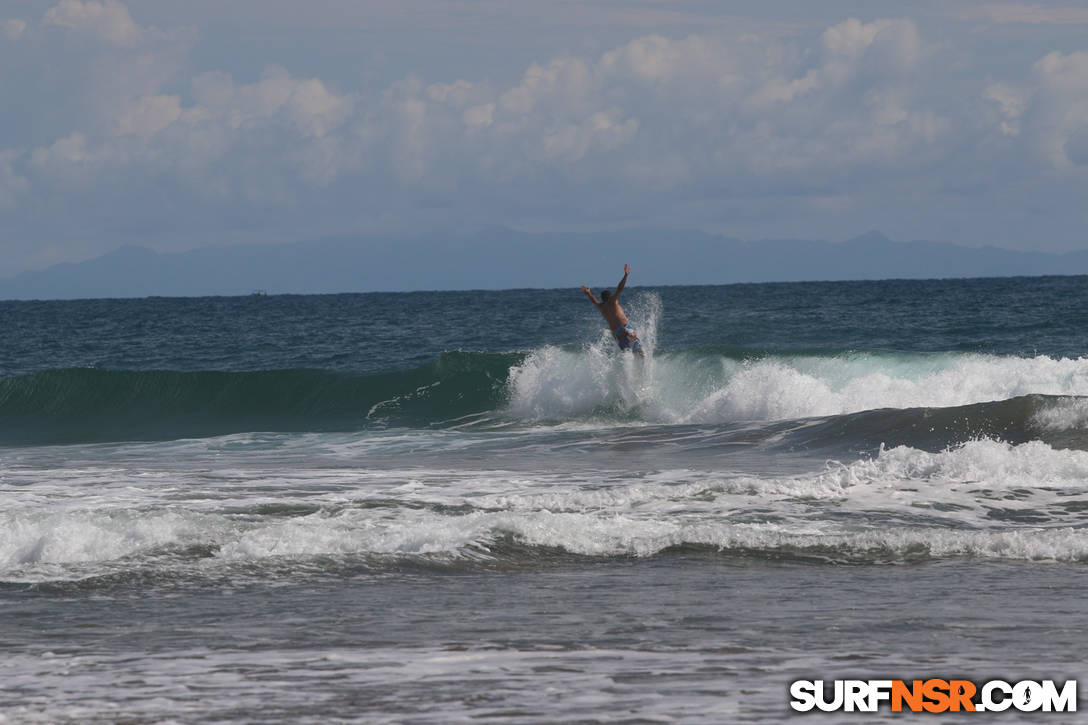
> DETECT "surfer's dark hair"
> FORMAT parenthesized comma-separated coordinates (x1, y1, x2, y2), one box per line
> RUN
(600, 290, 612, 301)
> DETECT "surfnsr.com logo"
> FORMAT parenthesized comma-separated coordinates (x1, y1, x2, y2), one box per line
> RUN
(789, 679, 1078, 713)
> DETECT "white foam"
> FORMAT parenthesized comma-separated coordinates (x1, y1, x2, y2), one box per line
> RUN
(1032, 396, 1088, 431)
(507, 344, 1088, 425)
(5, 437, 1087, 580)
(218, 505, 1088, 563)
(217, 508, 495, 560)
(181, 441, 1088, 565)
(825, 438, 1088, 489)
(270, 440, 1088, 562)
(0, 508, 219, 570)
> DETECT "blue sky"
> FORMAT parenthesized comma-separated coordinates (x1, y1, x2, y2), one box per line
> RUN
(3, 1, 1088, 276)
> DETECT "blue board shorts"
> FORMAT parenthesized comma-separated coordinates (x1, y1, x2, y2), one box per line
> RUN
(614, 324, 642, 353)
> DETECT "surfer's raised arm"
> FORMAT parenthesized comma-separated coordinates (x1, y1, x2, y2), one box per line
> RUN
(613, 263, 630, 299)
(580, 285, 601, 306)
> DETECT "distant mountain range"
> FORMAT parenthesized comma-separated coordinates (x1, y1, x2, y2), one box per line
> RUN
(2, 228, 1086, 300)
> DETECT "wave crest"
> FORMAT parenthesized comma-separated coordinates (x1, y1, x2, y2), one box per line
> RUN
(506, 349, 1088, 427)
(8, 346, 1088, 445)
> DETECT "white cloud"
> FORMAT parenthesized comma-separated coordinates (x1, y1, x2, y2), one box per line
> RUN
(426, 80, 479, 106)
(30, 133, 97, 182)
(192, 68, 354, 139)
(382, 83, 431, 184)
(117, 94, 182, 137)
(537, 111, 639, 163)
(463, 103, 495, 129)
(821, 17, 919, 68)
(599, 34, 727, 84)
(822, 17, 887, 58)
(19, 14, 953, 204)
(500, 58, 594, 115)
(751, 18, 920, 108)
(284, 77, 354, 139)
(23, 61, 361, 196)
(43, 0, 144, 47)
(3, 18, 27, 41)
(0, 151, 29, 207)
(984, 83, 1028, 136)
(1028, 51, 1088, 168)
(29, 1, 194, 143)
(8, 1, 1088, 266)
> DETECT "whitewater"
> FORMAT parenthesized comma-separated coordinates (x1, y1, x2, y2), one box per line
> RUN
(2, 278, 1086, 722)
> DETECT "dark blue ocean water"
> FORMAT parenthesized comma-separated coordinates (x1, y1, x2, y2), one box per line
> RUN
(2, 277, 1087, 722)
(4, 277, 1087, 377)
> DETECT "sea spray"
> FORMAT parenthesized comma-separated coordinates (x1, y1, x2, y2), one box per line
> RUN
(506, 292, 662, 420)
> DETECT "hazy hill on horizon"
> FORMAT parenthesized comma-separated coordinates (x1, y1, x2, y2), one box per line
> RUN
(1, 228, 1085, 300)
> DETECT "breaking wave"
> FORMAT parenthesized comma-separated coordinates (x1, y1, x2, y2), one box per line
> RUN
(4, 439, 1087, 584)
(7, 328, 1088, 447)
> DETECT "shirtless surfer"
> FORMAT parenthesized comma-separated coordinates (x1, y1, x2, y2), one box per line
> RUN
(580, 263, 644, 356)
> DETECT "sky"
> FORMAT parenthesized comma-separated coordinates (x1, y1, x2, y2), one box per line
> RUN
(2, 0, 1088, 277)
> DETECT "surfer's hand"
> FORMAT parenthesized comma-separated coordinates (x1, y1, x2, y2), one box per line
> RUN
(580, 285, 590, 294)
(624, 264, 630, 276)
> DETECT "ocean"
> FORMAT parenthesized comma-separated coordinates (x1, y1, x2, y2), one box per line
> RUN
(1, 277, 1086, 723)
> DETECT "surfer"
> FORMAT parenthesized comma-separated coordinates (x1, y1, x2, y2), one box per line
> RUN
(580, 263, 644, 356)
